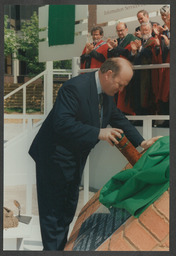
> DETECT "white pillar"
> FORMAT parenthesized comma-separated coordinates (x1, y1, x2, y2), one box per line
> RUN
(72, 57, 80, 77)
(45, 61, 53, 114)
(13, 53, 19, 84)
(143, 117, 152, 140)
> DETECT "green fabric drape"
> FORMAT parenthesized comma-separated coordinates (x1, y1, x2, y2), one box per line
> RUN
(48, 5, 75, 46)
(99, 136, 169, 218)
(120, 34, 139, 48)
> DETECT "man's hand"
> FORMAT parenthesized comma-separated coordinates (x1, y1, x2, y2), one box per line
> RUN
(107, 38, 118, 49)
(161, 34, 170, 47)
(130, 41, 138, 54)
(153, 35, 161, 46)
(85, 43, 94, 54)
(140, 136, 162, 150)
(98, 128, 123, 146)
(152, 26, 160, 36)
(134, 39, 142, 49)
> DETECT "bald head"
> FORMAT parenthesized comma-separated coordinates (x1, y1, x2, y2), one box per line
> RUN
(116, 22, 128, 39)
(100, 57, 132, 75)
(99, 58, 133, 96)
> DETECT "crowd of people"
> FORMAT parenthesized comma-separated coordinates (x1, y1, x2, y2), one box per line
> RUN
(80, 6, 170, 119)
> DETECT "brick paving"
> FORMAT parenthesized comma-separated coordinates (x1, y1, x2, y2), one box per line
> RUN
(64, 184, 169, 251)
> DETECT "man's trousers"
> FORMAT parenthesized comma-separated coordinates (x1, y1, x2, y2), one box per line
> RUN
(36, 161, 80, 250)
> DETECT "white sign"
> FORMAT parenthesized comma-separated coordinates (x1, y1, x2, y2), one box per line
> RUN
(39, 5, 88, 62)
(97, 4, 164, 23)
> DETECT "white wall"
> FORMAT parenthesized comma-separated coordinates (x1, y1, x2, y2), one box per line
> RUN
(97, 4, 164, 24)
(4, 126, 40, 214)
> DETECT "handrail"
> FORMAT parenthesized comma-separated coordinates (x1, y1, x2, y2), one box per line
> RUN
(4, 70, 47, 100)
(4, 63, 169, 102)
(53, 69, 72, 72)
(78, 63, 170, 74)
(4, 62, 170, 134)
(133, 63, 170, 70)
(4, 69, 72, 131)
(4, 69, 73, 101)
(4, 114, 45, 119)
(126, 115, 170, 120)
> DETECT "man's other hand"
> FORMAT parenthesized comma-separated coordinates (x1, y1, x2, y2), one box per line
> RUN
(98, 128, 124, 146)
(140, 136, 163, 150)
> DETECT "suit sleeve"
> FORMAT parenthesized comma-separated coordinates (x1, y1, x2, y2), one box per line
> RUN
(109, 101, 144, 147)
(108, 46, 130, 58)
(80, 53, 90, 63)
(52, 85, 100, 153)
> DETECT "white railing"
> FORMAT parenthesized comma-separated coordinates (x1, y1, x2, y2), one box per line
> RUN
(74, 62, 170, 74)
(4, 69, 72, 132)
(53, 69, 72, 79)
(4, 71, 47, 129)
(4, 60, 170, 206)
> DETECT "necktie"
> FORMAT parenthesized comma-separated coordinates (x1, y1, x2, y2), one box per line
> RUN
(99, 93, 103, 127)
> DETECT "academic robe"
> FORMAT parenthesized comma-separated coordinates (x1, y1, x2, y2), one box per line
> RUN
(108, 34, 139, 115)
(81, 40, 109, 69)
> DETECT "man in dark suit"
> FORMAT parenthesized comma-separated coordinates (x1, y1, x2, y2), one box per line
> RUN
(29, 57, 160, 250)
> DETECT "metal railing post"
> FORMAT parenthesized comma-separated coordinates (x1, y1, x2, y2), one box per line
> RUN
(72, 57, 80, 77)
(27, 117, 33, 131)
(46, 61, 53, 114)
(43, 73, 47, 116)
(23, 86, 26, 131)
(142, 117, 152, 140)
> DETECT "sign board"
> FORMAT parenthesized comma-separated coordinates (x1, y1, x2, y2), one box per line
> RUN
(97, 4, 165, 24)
(39, 5, 88, 62)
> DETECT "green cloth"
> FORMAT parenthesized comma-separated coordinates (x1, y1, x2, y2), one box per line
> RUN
(48, 5, 75, 46)
(99, 136, 169, 218)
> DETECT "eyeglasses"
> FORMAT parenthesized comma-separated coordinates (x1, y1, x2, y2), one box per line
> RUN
(116, 29, 125, 33)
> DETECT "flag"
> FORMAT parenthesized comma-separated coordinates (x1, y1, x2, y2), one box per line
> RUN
(48, 5, 75, 46)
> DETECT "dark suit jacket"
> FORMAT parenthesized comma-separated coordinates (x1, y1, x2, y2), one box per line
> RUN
(29, 72, 144, 182)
